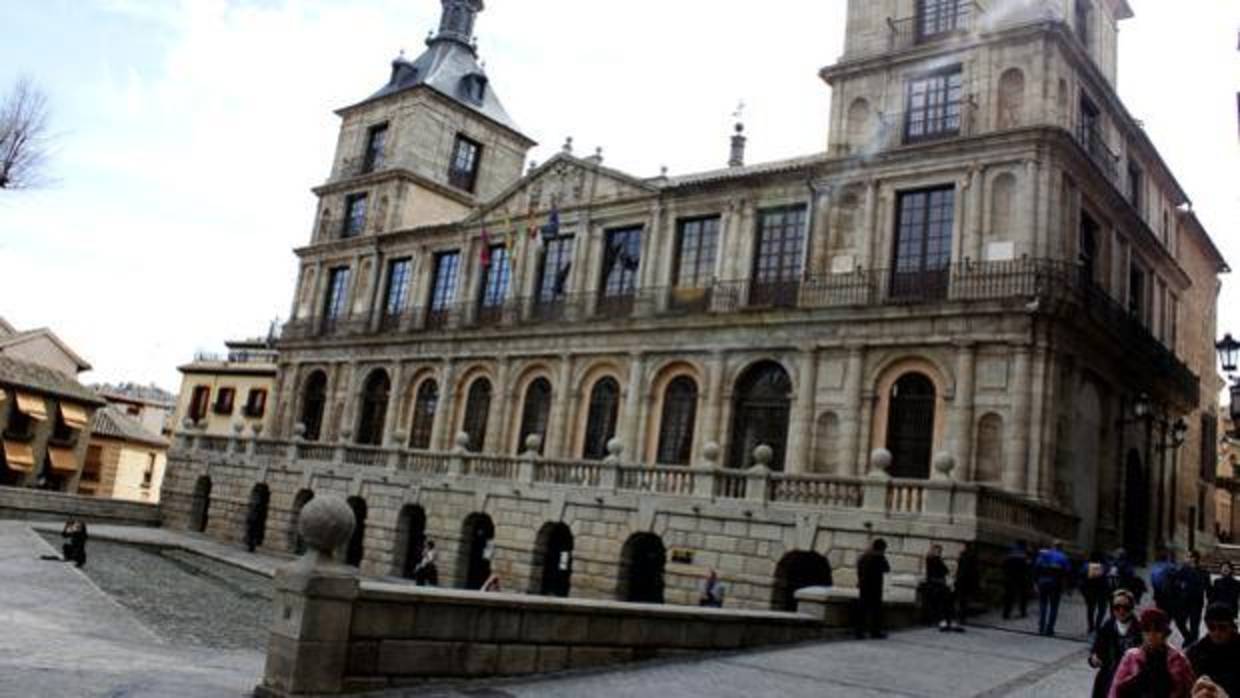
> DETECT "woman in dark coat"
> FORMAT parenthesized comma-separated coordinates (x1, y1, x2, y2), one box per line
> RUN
(1089, 590, 1141, 698)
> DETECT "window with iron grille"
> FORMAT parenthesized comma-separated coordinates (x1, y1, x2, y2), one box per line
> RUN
(674, 217, 719, 288)
(426, 251, 460, 327)
(536, 236, 574, 303)
(384, 258, 412, 319)
(916, 0, 963, 41)
(478, 246, 511, 313)
(409, 380, 439, 450)
(448, 134, 482, 193)
(189, 385, 211, 422)
(891, 187, 955, 300)
(323, 267, 351, 321)
(904, 67, 963, 143)
(1201, 413, 1218, 482)
(582, 378, 621, 461)
(363, 123, 388, 173)
(656, 376, 698, 466)
(343, 194, 368, 238)
(213, 388, 235, 415)
(751, 205, 806, 306)
(518, 378, 552, 454)
(461, 379, 492, 453)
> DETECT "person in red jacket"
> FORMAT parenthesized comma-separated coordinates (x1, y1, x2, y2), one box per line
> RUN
(1109, 607, 1196, 698)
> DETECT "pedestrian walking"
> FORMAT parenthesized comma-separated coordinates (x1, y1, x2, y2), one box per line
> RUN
(855, 538, 891, 640)
(955, 541, 980, 626)
(1151, 550, 1181, 617)
(1111, 548, 1148, 606)
(1090, 590, 1142, 698)
(1002, 540, 1031, 619)
(61, 519, 87, 567)
(1186, 603, 1240, 698)
(924, 544, 962, 632)
(1208, 563, 1240, 618)
(1108, 607, 1196, 698)
(1084, 552, 1112, 634)
(244, 503, 266, 553)
(413, 540, 439, 586)
(1177, 552, 1210, 644)
(698, 568, 726, 608)
(1034, 540, 1071, 636)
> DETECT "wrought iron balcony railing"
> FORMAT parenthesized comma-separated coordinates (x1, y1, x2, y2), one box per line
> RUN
(885, 1, 988, 52)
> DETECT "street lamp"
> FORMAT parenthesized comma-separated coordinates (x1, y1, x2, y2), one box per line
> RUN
(1217, 334, 1240, 424)
(1132, 393, 1153, 420)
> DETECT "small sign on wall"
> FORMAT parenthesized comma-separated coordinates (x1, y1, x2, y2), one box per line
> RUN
(670, 548, 694, 564)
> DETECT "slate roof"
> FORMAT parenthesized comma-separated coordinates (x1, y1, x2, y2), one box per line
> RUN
(0, 327, 93, 372)
(91, 404, 169, 449)
(0, 354, 104, 406)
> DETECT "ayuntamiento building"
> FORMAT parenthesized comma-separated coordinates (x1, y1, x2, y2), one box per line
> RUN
(164, 0, 1228, 609)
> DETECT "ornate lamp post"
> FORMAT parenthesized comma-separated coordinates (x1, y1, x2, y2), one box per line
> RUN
(1216, 334, 1240, 425)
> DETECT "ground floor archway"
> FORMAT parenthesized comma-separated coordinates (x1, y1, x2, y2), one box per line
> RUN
(243, 483, 270, 550)
(1123, 450, 1148, 564)
(618, 532, 666, 604)
(345, 496, 368, 567)
(460, 513, 495, 590)
(532, 522, 574, 597)
(395, 504, 428, 579)
(771, 551, 833, 611)
(288, 489, 314, 554)
(189, 476, 212, 533)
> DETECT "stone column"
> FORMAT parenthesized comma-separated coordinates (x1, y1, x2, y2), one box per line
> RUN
(701, 352, 727, 452)
(547, 356, 575, 458)
(381, 362, 404, 447)
(951, 343, 977, 482)
(1030, 347, 1053, 499)
(433, 360, 458, 451)
(620, 353, 647, 462)
(861, 180, 878, 270)
(491, 357, 511, 453)
(786, 347, 818, 474)
(1008, 347, 1033, 494)
(841, 347, 865, 476)
(857, 391, 877, 475)
(968, 167, 984, 261)
(584, 223, 606, 317)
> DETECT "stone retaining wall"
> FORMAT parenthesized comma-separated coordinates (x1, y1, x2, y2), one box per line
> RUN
(0, 485, 161, 527)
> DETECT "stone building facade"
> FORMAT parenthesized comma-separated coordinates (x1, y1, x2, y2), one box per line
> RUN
(164, 0, 1226, 607)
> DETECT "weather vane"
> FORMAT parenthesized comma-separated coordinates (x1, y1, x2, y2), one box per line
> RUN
(732, 100, 746, 122)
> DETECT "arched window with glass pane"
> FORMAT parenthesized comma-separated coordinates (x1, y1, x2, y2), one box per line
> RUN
(582, 378, 621, 460)
(299, 371, 328, 441)
(656, 377, 698, 465)
(461, 379, 492, 453)
(409, 380, 439, 450)
(727, 361, 792, 470)
(517, 378, 552, 454)
(886, 373, 936, 479)
(355, 370, 391, 445)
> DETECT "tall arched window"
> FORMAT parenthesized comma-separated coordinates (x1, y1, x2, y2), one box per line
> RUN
(355, 370, 391, 445)
(656, 377, 698, 465)
(299, 371, 328, 441)
(461, 378, 492, 453)
(518, 378, 552, 454)
(727, 362, 792, 470)
(409, 380, 439, 450)
(582, 378, 621, 460)
(886, 373, 936, 479)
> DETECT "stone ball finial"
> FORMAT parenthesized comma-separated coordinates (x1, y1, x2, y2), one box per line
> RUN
(181, 417, 194, 430)
(297, 495, 355, 558)
(563, 136, 574, 153)
(251, 422, 264, 436)
(232, 421, 245, 435)
(702, 441, 720, 464)
(340, 427, 353, 440)
(607, 438, 624, 458)
(455, 431, 471, 450)
(524, 433, 543, 452)
(933, 452, 956, 478)
(753, 444, 774, 467)
(391, 430, 408, 447)
(870, 448, 893, 477)
(293, 422, 307, 439)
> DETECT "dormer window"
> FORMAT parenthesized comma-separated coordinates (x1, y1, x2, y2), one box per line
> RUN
(460, 74, 488, 105)
(448, 134, 482, 193)
(362, 123, 388, 173)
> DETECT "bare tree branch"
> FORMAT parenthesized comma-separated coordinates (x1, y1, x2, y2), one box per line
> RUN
(0, 76, 52, 190)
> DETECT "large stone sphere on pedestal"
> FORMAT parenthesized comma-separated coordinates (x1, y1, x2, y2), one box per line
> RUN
(870, 448, 893, 477)
(297, 495, 355, 556)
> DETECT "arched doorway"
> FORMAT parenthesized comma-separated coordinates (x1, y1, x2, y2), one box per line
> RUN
(532, 522, 574, 597)
(1123, 450, 1148, 563)
(395, 504, 428, 579)
(345, 496, 368, 567)
(288, 489, 314, 554)
(771, 551, 833, 611)
(886, 373, 936, 479)
(460, 513, 495, 590)
(727, 362, 792, 470)
(618, 533, 666, 604)
(355, 370, 391, 446)
(300, 371, 328, 441)
(189, 476, 212, 533)
(243, 483, 271, 550)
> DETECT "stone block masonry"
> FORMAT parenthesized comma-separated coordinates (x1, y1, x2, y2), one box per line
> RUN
(0, 485, 161, 527)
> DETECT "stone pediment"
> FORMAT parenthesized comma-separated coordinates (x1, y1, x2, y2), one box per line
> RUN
(470, 153, 656, 223)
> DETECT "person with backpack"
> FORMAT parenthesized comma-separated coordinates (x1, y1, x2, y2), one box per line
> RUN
(1034, 540, 1072, 636)
(1151, 550, 1181, 618)
(1084, 551, 1111, 634)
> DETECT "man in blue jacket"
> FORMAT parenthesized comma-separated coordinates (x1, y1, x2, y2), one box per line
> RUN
(1034, 540, 1071, 636)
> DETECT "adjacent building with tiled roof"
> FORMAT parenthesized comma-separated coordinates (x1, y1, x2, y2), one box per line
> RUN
(82, 405, 168, 503)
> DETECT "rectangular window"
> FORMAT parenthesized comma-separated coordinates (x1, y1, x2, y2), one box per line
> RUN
(343, 194, 368, 238)
(188, 386, 211, 422)
(1075, 0, 1092, 47)
(244, 389, 267, 418)
(363, 123, 388, 172)
(891, 186, 955, 300)
(536, 236, 575, 304)
(1202, 414, 1218, 482)
(323, 267, 351, 321)
(141, 453, 156, 488)
(750, 205, 806, 307)
(1079, 211, 1100, 286)
(426, 251, 461, 329)
(383, 258, 413, 319)
(916, 0, 964, 41)
(598, 227, 642, 317)
(1127, 264, 1145, 321)
(674, 216, 719, 288)
(904, 67, 963, 143)
(448, 134, 482, 192)
(213, 388, 235, 415)
(477, 245, 511, 323)
(1127, 161, 1143, 215)
(51, 408, 76, 445)
(1078, 94, 1103, 157)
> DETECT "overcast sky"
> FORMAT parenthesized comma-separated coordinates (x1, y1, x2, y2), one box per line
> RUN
(1, 1, 1237, 392)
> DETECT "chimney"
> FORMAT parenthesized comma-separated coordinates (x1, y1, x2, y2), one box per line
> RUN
(729, 122, 746, 168)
